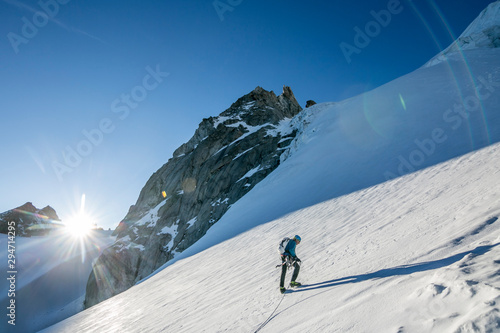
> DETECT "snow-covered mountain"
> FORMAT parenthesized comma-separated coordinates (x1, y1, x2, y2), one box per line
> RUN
(426, 0, 500, 67)
(43, 2, 500, 332)
(84, 86, 303, 308)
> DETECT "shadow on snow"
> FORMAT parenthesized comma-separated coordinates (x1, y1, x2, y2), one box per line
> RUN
(295, 243, 500, 293)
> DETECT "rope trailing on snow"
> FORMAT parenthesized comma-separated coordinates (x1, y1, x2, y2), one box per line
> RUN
(255, 258, 299, 331)
(254, 291, 287, 333)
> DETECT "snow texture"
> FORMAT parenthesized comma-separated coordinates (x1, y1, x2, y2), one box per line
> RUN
(42, 46, 500, 332)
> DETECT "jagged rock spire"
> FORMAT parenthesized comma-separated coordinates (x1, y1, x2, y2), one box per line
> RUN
(85, 86, 303, 308)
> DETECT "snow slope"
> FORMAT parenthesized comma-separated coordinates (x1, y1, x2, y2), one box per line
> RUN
(41, 43, 500, 332)
(40, 3, 500, 331)
(41, 137, 500, 333)
(426, 1, 500, 67)
(0, 231, 115, 332)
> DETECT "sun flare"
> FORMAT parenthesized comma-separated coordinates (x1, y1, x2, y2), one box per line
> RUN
(65, 212, 94, 237)
(64, 194, 95, 238)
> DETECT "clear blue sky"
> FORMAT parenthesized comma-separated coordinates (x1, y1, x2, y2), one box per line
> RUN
(0, 0, 495, 229)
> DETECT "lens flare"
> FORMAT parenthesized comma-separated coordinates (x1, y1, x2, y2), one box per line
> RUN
(64, 194, 94, 238)
(408, 0, 491, 148)
(65, 212, 93, 238)
(399, 94, 407, 111)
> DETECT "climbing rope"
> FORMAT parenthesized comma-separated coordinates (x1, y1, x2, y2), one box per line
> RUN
(254, 291, 287, 333)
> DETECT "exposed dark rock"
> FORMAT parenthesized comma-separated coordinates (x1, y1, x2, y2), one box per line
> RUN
(85, 86, 303, 308)
(306, 100, 317, 108)
(0, 202, 61, 236)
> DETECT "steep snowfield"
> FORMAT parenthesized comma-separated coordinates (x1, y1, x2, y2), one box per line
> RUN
(41, 140, 500, 333)
(41, 44, 500, 332)
(39, 3, 500, 330)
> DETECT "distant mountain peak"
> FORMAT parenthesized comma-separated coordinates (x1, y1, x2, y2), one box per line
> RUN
(15, 202, 37, 213)
(426, 1, 500, 67)
(0, 202, 61, 236)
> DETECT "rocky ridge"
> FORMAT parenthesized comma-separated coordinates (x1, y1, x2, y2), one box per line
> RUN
(0, 202, 61, 236)
(84, 85, 303, 308)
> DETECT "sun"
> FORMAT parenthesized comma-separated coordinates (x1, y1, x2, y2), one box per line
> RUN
(65, 212, 94, 238)
(63, 193, 96, 238)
